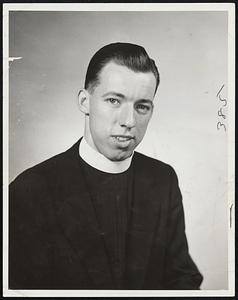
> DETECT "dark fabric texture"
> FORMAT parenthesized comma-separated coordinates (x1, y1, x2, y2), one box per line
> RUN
(9, 139, 203, 290)
(79, 158, 131, 288)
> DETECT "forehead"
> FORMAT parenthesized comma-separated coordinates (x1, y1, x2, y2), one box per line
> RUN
(95, 62, 156, 99)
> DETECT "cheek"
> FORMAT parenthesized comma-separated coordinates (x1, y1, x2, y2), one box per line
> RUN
(136, 116, 151, 134)
(90, 104, 105, 125)
(91, 101, 116, 121)
(90, 109, 116, 136)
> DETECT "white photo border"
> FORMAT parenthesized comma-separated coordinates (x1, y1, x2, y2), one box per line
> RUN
(3, 2, 235, 297)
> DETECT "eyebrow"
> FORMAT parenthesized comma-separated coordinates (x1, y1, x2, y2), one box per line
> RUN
(102, 92, 126, 98)
(137, 99, 154, 107)
(102, 91, 153, 106)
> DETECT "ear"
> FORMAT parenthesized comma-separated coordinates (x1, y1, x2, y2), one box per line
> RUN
(78, 89, 90, 116)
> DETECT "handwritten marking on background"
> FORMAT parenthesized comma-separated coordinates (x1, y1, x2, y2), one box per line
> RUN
(8, 57, 22, 62)
(216, 84, 227, 132)
(230, 204, 233, 228)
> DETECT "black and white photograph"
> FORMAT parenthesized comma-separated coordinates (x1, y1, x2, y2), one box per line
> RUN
(3, 3, 235, 297)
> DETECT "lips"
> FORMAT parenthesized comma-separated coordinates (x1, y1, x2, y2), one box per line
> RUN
(112, 135, 134, 142)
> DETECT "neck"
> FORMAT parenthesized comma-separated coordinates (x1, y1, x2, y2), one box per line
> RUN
(79, 137, 133, 174)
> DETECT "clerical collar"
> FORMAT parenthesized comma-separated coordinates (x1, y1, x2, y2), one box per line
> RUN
(79, 137, 133, 174)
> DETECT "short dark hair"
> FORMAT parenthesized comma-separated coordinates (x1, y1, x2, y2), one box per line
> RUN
(84, 42, 160, 94)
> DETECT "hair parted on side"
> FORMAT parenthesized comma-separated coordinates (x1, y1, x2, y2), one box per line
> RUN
(84, 42, 160, 94)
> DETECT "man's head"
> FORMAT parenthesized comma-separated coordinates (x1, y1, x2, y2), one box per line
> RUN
(79, 42, 160, 161)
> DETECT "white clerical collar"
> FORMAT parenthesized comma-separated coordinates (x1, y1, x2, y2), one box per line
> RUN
(79, 137, 133, 174)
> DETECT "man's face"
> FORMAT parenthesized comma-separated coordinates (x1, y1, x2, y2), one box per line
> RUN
(85, 61, 157, 161)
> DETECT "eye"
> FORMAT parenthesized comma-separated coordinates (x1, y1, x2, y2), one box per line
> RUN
(106, 98, 120, 106)
(136, 104, 151, 114)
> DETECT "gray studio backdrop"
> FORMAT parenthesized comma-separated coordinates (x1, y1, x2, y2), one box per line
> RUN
(9, 11, 228, 290)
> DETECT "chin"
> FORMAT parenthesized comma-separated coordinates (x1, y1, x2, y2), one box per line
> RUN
(109, 151, 133, 162)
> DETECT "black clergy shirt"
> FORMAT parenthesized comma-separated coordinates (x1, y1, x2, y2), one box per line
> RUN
(80, 156, 132, 289)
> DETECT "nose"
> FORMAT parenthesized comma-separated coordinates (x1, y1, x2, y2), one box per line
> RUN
(119, 104, 136, 129)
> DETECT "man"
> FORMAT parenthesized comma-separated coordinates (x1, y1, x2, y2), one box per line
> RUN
(9, 42, 203, 289)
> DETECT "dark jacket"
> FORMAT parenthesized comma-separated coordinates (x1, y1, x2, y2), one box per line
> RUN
(9, 139, 203, 289)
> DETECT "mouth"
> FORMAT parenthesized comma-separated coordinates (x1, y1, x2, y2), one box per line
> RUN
(112, 135, 135, 142)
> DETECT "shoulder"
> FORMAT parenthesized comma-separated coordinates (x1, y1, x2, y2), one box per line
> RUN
(10, 139, 81, 190)
(133, 151, 177, 177)
(132, 151, 180, 190)
(9, 140, 81, 216)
